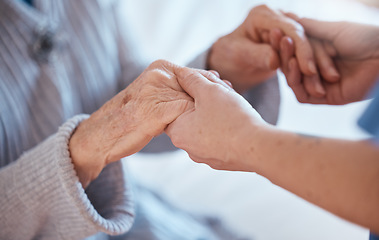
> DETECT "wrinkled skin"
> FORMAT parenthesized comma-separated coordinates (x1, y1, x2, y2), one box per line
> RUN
(69, 60, 193, 187)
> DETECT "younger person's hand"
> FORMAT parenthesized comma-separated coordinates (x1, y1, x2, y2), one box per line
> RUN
(280, 17, 379, 104)
(208, 5, 321, 94)
(166, 67, 267, 171)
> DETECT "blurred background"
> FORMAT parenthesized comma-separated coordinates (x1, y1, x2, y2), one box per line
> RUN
(119, 0, 379, 239)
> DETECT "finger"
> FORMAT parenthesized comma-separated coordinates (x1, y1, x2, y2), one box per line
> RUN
(322, 41, 338, 57)
(252, 15, 317, 74)
(279, 36, 294, 73)
(285, 57, 309, 103)
(209, 70, 220, 78)
(295, 38, 327, 97)
(297, 18, 340, 41)
(311, 38, 340, 82)
(261, 30, 270, 44)
(291, 31, 317, 76)
(223, 80, 235, 90)
(299, 95, 328, 104)
(197, 69, 231, 89)
(303, 74, 326, 98)
(162, 97, 195, 125)
(247, 6, 317, 74)
(273, 21, 317, 75)
(269, 28, 284, 51)
(187, 68, 221, 81)
(284, 58, 329, 104)
(175, 67, 214, 98)
(284, 56, 329, 104)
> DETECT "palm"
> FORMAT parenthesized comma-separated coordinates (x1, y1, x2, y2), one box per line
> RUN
(329, 23, 379, 61)
(280, 19, 379, 105)
(323, 58, 379, 105)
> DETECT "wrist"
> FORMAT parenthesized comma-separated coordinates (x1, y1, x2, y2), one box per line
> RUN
(69, 118, 106, 188)
(231, 117, 271, 172)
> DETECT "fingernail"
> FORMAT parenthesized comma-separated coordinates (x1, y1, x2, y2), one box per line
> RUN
(209, 70, 220, 78)
(308, 61, 317, 74)
(224, 80, 233, 88)
(315, 82, 326, 95)
(328, 67, 340, 79)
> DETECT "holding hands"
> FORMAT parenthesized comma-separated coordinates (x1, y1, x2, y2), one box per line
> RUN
(279, 17, 379, 104)
(208, 5, 320, 93)
(69, 4, 379, 188)
(166, 67, 266, 171)
(69, 60, 194, 187)
(164, 9, 379, 233)
(166, 5, 379, 170)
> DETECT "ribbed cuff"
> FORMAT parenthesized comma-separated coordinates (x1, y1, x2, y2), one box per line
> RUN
(14, 114, 135, 239)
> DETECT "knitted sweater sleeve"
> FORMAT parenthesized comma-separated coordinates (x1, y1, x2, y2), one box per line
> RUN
(0, 115, 135, 240)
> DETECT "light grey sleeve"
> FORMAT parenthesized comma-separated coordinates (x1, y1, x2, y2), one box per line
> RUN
(0, 115, 135, 240)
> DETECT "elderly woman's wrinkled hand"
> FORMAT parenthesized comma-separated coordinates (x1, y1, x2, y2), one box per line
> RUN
(166, 67, 267, 172)
(69, 60, 193, 187)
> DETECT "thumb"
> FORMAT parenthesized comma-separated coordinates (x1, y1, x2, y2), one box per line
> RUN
(161, 98, 194, 126)
(298, 18, 339, 41)
(175, 67, 214, 98)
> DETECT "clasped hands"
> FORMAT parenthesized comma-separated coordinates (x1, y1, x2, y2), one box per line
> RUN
(69, 5, 379, 187)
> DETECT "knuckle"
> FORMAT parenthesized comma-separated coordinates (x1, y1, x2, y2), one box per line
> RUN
(253, 4, 269, 12)
(146, 69, 167, 82)
(286, 23, 305, 36)
(149, 59, 174, 72)
(151, 59, 168, 67)
(248, 4, 268, 18)
(183, 71, 201, 81)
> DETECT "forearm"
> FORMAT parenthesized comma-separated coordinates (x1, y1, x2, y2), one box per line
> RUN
(242, 125, 379, 232)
